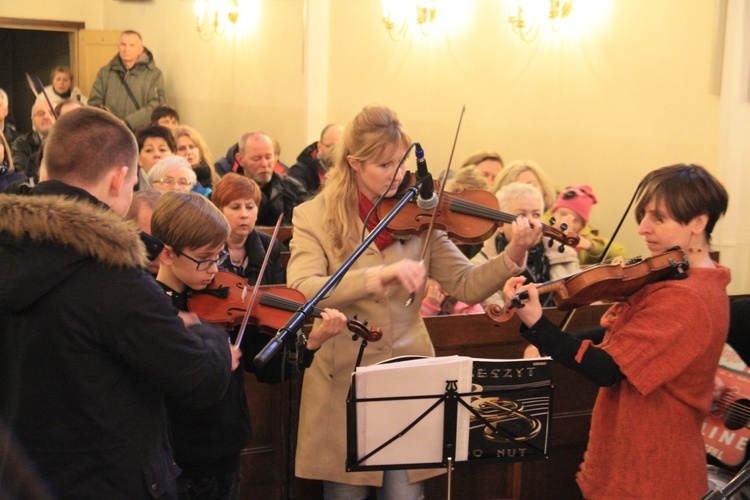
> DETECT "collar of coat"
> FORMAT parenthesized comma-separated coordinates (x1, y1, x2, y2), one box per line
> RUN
(0, 193, 148, 269)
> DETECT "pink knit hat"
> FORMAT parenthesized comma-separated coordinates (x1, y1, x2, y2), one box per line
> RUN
(551, 184, 598, 225)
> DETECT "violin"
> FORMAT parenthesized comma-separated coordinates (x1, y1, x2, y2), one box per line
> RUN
(187, 271, 383, 342)
(377, 173, 580, 249)
(485, 248, 690, 324)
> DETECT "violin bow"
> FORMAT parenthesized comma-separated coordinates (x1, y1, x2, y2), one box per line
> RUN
(25, 73, 58, 119)
(405, 104, 466, 306)
(234, 213, 284, 347)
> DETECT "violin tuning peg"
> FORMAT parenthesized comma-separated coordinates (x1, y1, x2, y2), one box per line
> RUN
(549, 217, 556, 225)
(363, 319, 369, 326)
(558, 245, 565, 253)
(547, 239, 553, 248)
(560, 223, 568, 231)
(353, 314, 358, 320)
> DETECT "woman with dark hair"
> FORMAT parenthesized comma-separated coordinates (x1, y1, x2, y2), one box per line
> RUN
(504, 164, 730, 499)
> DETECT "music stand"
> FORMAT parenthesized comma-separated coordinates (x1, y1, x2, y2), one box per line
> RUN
(346, 357, 552, 498)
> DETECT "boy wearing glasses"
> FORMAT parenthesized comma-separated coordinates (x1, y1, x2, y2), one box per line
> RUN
(151, 191, 346, 499)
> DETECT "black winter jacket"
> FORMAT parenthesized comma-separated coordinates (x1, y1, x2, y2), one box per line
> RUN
(0, 181, 231, 499)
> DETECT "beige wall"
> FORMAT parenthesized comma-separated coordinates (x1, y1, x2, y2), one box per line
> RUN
(5, 0, 743, 290)
(327, 0, 722, 267)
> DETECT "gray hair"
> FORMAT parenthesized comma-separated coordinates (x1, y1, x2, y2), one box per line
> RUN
(147, 156, 197, 185)
(0, 88, 7, 108)
(495, 182, 543, 212)
(237, 131, 269, 155)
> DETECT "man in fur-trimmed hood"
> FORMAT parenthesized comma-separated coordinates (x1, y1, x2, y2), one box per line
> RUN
(0, 107, 232, 498)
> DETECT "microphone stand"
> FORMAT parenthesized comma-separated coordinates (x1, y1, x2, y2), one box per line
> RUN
(253, 180, 423, 369)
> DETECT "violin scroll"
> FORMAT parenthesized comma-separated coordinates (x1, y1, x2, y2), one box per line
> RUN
(349, 314, 383, 342)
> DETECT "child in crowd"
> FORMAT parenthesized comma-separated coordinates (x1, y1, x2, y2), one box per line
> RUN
(420, 277, 484, 316)
(151, 105, 180, 132)
(549, 184, 627, 265)
(151, 191, 347, 499)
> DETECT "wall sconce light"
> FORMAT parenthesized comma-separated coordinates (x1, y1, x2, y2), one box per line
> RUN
(194, 0, 239, 41)
(382, 0, 439, 42)
(508, 0, 573, 42)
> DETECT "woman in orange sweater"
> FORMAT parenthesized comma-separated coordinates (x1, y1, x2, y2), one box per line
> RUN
(504, 164, 730, 499)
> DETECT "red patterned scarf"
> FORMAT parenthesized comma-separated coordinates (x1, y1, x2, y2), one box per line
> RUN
(358, 192, 394, 251)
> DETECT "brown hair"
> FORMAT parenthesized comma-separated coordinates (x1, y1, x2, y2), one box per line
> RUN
(151, 191, 229, 253)
(635, 164, 728, 243)
(43, 107, 137, 185)
(212, 173, 261, 209)
(125, 188, 163, 222)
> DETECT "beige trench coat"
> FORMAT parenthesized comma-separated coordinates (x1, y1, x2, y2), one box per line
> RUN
(288, 194, 523, 486)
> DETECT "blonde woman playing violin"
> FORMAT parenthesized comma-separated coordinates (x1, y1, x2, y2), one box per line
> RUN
(504, 164, 730, 500)
(287, 105, 542, 499)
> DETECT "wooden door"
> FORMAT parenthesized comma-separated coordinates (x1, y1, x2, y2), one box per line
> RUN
(76, 30, 121, 97)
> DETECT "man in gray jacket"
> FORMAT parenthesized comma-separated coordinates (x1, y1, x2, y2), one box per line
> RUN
(88, 30, 166, 131)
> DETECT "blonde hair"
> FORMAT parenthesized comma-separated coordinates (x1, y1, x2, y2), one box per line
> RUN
(321, 105, 411, 259)
(492, 159, 556, 211)
(173, 125, 220, 184)
(445, 166, 489, 193)
(151, 191, 229, 254)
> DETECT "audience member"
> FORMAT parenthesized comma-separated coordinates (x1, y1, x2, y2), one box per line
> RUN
(215, 142, 240, 177)
(235, 131, 309, 226)
(444, 165, 490, 193)
(460, 149, 504, 186)
(270, 135, 289, 176)
(492, 159, 557, 211)
(11, 99, 55, 177)
(0, 131, 26, 190)
(174, 125, 219, 196)
(148, 156, 197, 193)
(124, 188, 164, 275)
(420, 277, 484, 316)
(212, 173, 285, 283)
(88, 30, 166, 131)
(150, 105, 180, 132)
(549, 184, 627, 265)
(136, 125, 175, 190)
(288, 124, 344, 194)
(472, 182, 579, 307)
(152, 190, 345, 498)
(0, 88, 17, 144)
(43, 66, 87, 106)
(54, 99, 84, 117)
(0, 107, 232, 498)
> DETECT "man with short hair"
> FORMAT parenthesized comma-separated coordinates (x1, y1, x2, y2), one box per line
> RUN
(235, 131, 309, 226)
(88, 30, 166, 131)
(11, 99, 55, 177)
(289, 123, 344, 194)
(0, 88, 17, 144)
(0, 107, 232, 498)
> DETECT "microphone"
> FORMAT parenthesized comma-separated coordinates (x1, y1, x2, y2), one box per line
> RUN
(415, 143, 438, 210)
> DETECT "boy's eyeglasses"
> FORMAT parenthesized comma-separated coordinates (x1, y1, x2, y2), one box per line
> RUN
(178, 249, 228, 271)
